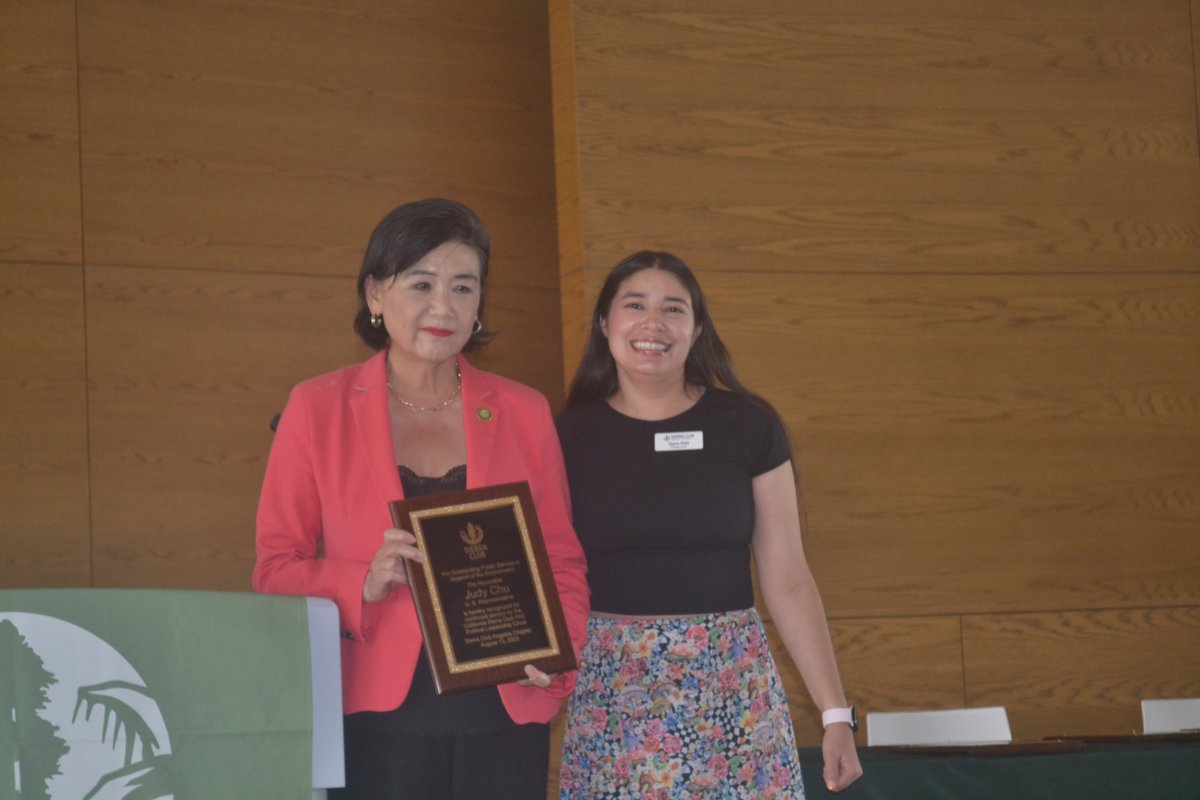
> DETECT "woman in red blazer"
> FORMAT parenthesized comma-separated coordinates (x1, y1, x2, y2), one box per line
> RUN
(254, 199, 589, 800)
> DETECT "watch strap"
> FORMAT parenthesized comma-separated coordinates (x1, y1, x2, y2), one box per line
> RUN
(822, 706, 858, 731)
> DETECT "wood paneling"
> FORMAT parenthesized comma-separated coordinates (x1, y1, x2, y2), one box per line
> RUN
(86, 265, 365, 588)
(1195, 0, 1200, 146)
(550, 0, 589, 389)
(827, 617, 966, 719)
(555, 0, 1200, 743)
(569, 3, 1192, 112)
(0, 0, 81, 264)
(772, 615, 966, 746)
(557, 266, 592, 401)
(964, 608, 1200, 738)
(77, 0, 561, 289)
(611, 268, 1198, 617)
(548, 709, 567, 800)
(0, 264, 90, 586)
(569, 173, 1198, 275)
(564, 0, 1199, 275)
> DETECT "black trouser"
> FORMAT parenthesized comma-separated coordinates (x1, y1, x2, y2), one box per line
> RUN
(334, 715, 550, 800)
(331, 658, 550, 800)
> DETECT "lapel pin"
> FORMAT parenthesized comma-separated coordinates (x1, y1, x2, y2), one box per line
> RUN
(476, 407, 493, 422)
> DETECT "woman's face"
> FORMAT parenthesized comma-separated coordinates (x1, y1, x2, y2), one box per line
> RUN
(601, 268, 701, 384)
(366, 240, 482, 367)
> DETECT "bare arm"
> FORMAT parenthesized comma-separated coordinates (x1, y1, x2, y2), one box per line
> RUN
(751, 460, 862, 792)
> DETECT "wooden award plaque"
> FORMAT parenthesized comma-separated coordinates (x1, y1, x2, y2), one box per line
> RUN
(389, 481, 576, 694)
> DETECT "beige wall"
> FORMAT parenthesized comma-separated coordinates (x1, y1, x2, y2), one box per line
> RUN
(551, 0, 1200, 746)
(1, 0, 563, 591)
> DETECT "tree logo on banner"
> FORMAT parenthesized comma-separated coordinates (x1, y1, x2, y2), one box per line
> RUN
(0, 614, 174, 799)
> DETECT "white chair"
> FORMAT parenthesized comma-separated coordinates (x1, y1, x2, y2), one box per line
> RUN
(866, 706, 1012, 746)
(1142, 698, 1200, 734)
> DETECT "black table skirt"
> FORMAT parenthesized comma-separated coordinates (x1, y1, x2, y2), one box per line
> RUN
(798, 740, 1200, 800)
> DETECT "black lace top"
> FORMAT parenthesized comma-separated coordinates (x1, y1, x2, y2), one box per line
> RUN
(398, 464, 466, 498)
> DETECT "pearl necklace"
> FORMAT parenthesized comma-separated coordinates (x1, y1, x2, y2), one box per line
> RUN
(388, 362, 462, 412)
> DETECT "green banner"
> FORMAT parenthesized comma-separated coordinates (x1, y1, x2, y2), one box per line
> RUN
(0, 589, 314, 800)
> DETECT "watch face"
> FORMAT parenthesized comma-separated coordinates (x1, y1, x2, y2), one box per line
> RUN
(850, 706, 859, 731)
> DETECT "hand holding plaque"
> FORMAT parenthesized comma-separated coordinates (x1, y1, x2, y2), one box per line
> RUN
(389, 481, 577, 694)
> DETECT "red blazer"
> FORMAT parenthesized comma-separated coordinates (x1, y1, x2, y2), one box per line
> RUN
(253, 351, 589, 723)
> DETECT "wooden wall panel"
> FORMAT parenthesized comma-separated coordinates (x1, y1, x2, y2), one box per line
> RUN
(0, 0, 81, 264)
(964, 608, 1200, 738)
(0, 265, 90, 587)
(771, 616, 966, 746)
(550, 0, 590, 380)
(548, 711, 568, 800)
(86, 265, 365, 588)
(1195, 1, 1200, 137)
(570, 268, 1200, 617)
(826, 617, 965, 716)
(554, 0, 1200, 742)
(77, 0, 561, 291)
(562, 0, 1198, 278)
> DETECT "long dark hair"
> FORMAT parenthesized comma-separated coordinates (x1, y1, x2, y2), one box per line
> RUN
(565, 251, 773, 413)
(353, 198, 495, 351)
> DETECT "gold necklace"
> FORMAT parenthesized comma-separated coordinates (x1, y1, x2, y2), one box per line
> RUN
(388, 362, 462, 412)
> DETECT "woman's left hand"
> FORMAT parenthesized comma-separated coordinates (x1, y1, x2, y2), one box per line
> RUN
(822, 723, 863, 792)
(517, 664, 554, 689)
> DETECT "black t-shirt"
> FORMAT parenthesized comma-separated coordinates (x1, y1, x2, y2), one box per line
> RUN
(556, 389, 791, 615)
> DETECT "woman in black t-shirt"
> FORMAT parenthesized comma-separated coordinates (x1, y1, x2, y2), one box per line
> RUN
(556, 251, 862, 799)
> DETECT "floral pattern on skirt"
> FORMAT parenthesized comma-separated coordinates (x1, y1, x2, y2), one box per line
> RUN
(559, 609, 805, 800)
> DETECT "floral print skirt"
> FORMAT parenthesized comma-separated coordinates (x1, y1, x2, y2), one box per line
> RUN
(559, 609, 805, 799)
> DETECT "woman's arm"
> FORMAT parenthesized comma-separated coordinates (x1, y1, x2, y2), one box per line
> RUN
(751, 460, 862, 793)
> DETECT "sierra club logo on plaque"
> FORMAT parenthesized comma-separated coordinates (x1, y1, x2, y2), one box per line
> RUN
(461, 522, 487, 559)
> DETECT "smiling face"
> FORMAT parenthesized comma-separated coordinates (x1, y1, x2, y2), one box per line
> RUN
(601, 267, 701, 385)
(365, 240, 482, 368)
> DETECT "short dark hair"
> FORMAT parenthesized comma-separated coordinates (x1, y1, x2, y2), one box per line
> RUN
(353, 198, 494, 351)
(565, 250, 770, 411)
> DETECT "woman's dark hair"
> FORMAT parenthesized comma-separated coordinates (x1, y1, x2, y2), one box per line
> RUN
(565, 250, 773, 413)
(353, 198, 495, 351)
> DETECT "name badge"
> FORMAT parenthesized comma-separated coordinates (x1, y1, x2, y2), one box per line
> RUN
(655, 431, 703, 452)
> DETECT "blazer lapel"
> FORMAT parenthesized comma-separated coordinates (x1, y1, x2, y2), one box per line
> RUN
(349, 350, 405, 503)
(460, 356, 498, 489)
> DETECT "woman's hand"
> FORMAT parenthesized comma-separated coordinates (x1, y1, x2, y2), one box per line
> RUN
(517, 664, 554, 689)
(363, 528, 425, 602)
(822, 723, 863, 792)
